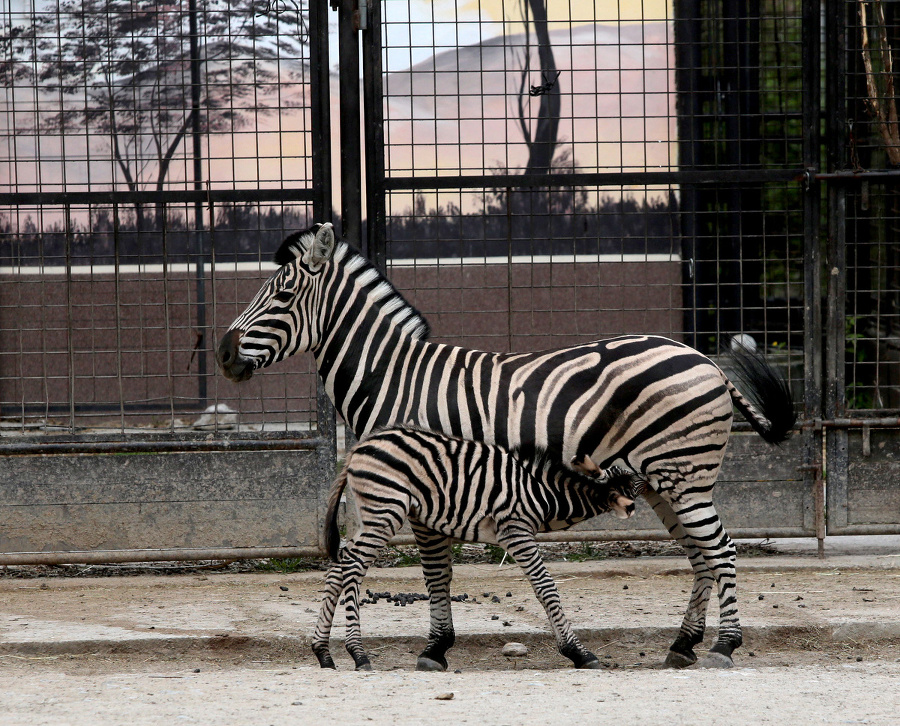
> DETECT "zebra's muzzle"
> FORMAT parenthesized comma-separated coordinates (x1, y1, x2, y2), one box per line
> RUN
(216, 329, 255, 382)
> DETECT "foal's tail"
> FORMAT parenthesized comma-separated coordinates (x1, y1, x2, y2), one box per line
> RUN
(323, 465, 349, 563)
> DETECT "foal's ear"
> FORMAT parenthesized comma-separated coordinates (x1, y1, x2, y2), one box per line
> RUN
(303, 222, 336, 272)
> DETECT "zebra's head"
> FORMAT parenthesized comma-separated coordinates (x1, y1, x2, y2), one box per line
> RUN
(605, 472, 639, 520)
(216, 223, 337, 383)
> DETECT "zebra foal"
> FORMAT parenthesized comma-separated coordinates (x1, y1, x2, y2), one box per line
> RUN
(312, 426, 638, 672)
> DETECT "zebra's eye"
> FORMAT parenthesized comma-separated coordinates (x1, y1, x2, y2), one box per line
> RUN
(272, 290, 294, 304)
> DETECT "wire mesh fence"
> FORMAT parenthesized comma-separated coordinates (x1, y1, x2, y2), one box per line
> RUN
(0, 0, 328, 438)
(373, 0, 809, 410)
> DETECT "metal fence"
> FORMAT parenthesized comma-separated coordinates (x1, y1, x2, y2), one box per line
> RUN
(0, 0, 897, 563)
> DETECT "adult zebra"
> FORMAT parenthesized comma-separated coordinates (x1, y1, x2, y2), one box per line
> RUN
(217, 222, 796, 669)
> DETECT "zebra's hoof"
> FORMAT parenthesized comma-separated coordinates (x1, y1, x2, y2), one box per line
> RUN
(577, 659, 602, 670)
(696, 652, 734, 669)
(664, 649, 697, 669)
(416, 656, 448, 672)
(355, 662, 373, 672)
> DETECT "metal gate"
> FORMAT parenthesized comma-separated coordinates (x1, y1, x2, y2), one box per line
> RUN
(821, 0, 900, 536)
(350, 0, 825, 542)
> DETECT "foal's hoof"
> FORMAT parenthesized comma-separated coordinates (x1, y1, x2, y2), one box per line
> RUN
(696, 652, 734, 669)
(664, 649, 697, 669)
(577, 659, 603, 670)
(416, 656, 448, 672)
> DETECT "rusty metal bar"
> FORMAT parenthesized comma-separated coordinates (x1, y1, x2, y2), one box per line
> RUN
(385, 526, 815, 548)
(802, 416, 900, 429)
(0, 546, 324, 567)
(0, 436, 329, 456)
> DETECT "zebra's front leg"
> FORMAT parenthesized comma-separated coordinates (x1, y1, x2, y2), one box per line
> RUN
(644, 487, 714, 668)
(496, 524, 600, 669)
(311, 563, 343, 669)
(410, 521, 455, 671)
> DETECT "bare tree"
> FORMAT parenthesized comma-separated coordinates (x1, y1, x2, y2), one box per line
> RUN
(11, 0, 308, 230)
(515, 0, 560, 176)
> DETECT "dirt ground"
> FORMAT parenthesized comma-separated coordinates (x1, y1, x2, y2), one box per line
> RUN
(2, 650, 900, 725)
(3, 549, 900, 724)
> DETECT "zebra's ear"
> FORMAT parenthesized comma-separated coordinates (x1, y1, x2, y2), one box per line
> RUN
(302, 222, 336, 272)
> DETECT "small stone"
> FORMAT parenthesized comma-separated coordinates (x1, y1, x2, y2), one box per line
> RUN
(435, 693, 454, 701)
(773, 604, 779, 609)
(491, 615, 499, 621)
(503, 621, 512, 627)
(483, 592, 491, 598)
(193, 668, 201, 673)
(623, 585, 629, 590)
(280, 586, 289, 592)
(639, 652, 646, 657)
(856, 656, 863, 662)
(502, 642, 529, 658)
(291, 701, 303, 706)
(758, 594, 764, 601)
(454, 669, 462, 674)
(749, 651, 756, 657)
(491, 595, 501, 603)
(515, 606, 524, 612)
(506, 592, 512, 597)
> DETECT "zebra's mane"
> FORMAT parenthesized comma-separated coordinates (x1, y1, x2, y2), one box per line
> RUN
(274, 228, 431, 341)
(335, 243, 431, 341)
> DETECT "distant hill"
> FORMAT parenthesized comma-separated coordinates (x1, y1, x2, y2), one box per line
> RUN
(383, 21, 676, 178)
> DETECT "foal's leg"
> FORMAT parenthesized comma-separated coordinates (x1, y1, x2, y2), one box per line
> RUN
(340, 516, 404, 671)
(409, 521, 455, 672)
(311, 563, 343, 668)
(496, 523, 600, 669)
(644, 487, 715, 668)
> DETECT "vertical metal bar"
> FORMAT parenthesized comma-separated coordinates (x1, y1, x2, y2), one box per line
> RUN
(802, 0, 824, 555)
(64, 204, 75, 432)
(362, 0, 387, 273)
(824, 0, 848, 534)
(673, 0, 702, 347)
(311, 0, 334, 224)
(338, 0, 363, 253)
(189, 0, 208, 407)
(311, 0, 337, 485)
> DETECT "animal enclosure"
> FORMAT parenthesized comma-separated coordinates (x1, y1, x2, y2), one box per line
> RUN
(0, 0, 897, 562)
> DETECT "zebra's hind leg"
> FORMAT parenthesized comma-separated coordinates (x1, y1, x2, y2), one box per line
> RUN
(496, 524, 600, 669)
(654, 485, 742, 668)
(410, 521, 455, 672)
(311, 563, 343, 669)
(644, 488, 713, 668)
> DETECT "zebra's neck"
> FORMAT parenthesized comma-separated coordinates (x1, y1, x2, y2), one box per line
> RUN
(314, 244, 430, 432)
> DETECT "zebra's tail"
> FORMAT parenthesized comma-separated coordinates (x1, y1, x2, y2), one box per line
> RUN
(723, 344, 797, 445)
(324, 465, 349, 562)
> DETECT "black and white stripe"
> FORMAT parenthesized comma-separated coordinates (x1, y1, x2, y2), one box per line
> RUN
(311, 426, 638, 671)
(217, 223, 797, 667)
